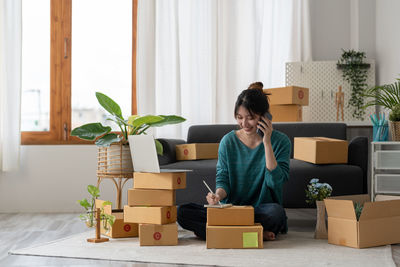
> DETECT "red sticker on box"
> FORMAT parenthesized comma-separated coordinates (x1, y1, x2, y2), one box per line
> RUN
(166, 211, 171, 219)
(298, 90, 304, 99)
(153, 232, 162, 240)
(184, 149, 189, 155)
(124, 224, 131, 232)
(177, 177, 181, 184)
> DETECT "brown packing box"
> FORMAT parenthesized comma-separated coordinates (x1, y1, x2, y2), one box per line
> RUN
(127, 188, 175, 206)
(264, 86, 309, 106)
(133, 172, 186, 190)
(324, 194, 400, 248)
(95, 200, 138, 238)
(124, 205, 177, 224)
(139, 223, 178, 246)
(176, 143, 219, 160)
(269, 104, 302, 122)
(293, 137, 348, 164)
(207, 206, 254, 226)
(206, 223, 263, 249)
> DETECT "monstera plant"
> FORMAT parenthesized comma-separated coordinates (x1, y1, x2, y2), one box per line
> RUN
(71, 92, 185, 154)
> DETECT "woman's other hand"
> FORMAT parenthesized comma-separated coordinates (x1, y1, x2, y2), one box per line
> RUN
(206, 192, 221, 205)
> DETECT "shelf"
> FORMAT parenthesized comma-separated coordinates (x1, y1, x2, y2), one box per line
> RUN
(375, 151, 400, 169)
(375, 174, 400, 193)
(336, 63, 371, 70)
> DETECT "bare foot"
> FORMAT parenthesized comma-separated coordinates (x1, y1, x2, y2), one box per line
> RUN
(263, 231, 276, 241)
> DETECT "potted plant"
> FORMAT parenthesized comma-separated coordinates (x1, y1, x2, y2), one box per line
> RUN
(305, 178, 333, 239)
(71, 92, 186, 177)
(337, 49, 370, 120)
(77, 185, 115, 232)
(362, 76, 400, 141)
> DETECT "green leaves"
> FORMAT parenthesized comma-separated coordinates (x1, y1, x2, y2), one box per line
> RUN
(95, 133, 122, 147)
(78, 198, 90, 210)
(149, 115, 186, 127)
(70, 123, 111, 140)
(96, 92, 123, 119)
(155, 139, 163, 155)
(362, 81, 400, 113)
(127, 115, 186, 135)
(87, 185, 100, 198)
(354, 202, 364, 221)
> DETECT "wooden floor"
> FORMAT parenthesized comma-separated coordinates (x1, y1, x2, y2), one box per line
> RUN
(0, 210, 398, 266)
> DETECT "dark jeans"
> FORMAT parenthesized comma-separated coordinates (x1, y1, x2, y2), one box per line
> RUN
(177, 203, 287, 240)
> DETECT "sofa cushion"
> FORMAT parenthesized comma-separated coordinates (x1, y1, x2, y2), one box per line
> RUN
(283, 159, 364, 208)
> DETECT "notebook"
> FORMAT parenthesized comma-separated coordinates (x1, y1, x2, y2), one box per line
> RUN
(128, 134, 191, 173)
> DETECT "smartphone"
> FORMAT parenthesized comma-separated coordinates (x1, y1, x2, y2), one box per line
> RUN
(257, 112, 273, 137)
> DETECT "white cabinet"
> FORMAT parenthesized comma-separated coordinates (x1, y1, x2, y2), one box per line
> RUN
(371, 142, 400, 201)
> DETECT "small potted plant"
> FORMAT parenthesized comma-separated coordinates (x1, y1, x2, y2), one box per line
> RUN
(305, 178, 333, 239)
(71, 93, 186, 194)
(362, 76, 400, 141)
(77, 185, 115, 231)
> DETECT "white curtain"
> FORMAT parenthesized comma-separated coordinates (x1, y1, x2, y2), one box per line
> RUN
(137, 0, 312, 139)
(0, 0, 22, 171)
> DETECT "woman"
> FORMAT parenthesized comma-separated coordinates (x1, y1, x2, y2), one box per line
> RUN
(177, 82, 291, 241)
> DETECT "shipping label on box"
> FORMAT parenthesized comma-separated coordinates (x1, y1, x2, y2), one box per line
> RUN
(269, 104, 302, 122)
(139, 223, 178, 246)
(127, 188, 175, 206)
(207, 206, 254, 226)
(324, 195, 400, 248)
(206, 223, 263, 249)
(124, 205, 177, 224)
(294, 137, 348, 164)
(95, 200, 138, 238)
(134, 172, 186, 190)
(176, 143, 219, 161)
(264, 86, 309, 106)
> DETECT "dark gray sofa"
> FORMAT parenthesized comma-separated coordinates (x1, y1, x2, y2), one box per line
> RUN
(157, 123, 368, 208)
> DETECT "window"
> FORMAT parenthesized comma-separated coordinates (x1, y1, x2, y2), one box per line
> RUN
(21, 0, 138, 144)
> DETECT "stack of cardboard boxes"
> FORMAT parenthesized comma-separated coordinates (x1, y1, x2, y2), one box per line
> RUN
(206, 206, 263, 249)
(264, 86, 309, 122)
(123, 172, 187, 246)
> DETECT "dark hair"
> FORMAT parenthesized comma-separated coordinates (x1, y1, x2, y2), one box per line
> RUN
(234, 82, 270, 117)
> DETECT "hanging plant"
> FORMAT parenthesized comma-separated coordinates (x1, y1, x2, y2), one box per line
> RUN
(337, 49, 370, 120)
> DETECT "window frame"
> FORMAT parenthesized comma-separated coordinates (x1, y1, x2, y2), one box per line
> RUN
(21, 0, 138, 145)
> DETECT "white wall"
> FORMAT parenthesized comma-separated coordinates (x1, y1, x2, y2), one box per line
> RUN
(375, 0, 400, 85)
(0, 146, 132, 212)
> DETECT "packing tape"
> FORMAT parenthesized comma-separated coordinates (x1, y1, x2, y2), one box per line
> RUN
(242, 232, 258, 248)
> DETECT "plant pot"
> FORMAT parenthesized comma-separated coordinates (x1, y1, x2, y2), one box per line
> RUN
(314, 200, 328, 239)
(97, 142, 133, 177)
(389, 121, 400, 141)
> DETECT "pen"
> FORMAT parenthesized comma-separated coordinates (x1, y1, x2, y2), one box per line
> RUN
(203, 180, 221, 205)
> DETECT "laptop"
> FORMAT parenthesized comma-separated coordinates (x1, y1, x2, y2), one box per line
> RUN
(128, 134, 191, 173)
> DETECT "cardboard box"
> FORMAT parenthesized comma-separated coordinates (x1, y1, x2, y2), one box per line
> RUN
(293, 137, 348, 164)
(124, 205, 177, 224)
(264, 86, 309, 106)
(324, 194, 400, 248)
(207, 206, 254, 226)
(139, 223, 178, 246)
(206, 223, 263, 249)
(269, 104, 302, 122)
(134, 172, 186, 190)
(127, 188, 175, 206)
(95, 200, 138, 238)
(176, 143, 219, 160)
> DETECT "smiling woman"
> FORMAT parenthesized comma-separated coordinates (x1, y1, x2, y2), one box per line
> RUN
(20, 0, 138, 145)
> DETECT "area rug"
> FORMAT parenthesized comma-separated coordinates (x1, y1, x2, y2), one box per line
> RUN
(10, 229, 395, 267)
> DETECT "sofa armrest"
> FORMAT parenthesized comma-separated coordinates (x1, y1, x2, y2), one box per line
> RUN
(157, 138, 186, 165)
(348, 136, 368, 194)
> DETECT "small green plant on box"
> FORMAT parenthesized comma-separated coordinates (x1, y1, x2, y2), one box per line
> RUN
(77, 185, 115, 230)
(71, 92, 185, 154)
(354, 202, 364, 221)
(305, 178, 333, 204)
(389, 104, 400, 122)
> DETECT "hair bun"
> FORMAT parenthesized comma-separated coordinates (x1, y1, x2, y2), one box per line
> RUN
(248, 82, 264, 90)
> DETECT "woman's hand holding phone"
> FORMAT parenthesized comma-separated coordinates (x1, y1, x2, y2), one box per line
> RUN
(257, 112, 273, 143)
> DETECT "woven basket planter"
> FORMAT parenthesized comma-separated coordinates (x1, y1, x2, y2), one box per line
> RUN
(97, 142, 133, 178)
(389, 121, 400, 141)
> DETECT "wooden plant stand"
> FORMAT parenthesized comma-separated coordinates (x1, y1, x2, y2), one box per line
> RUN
(97, 175, 132, 209)
(87, 208, 109, 243)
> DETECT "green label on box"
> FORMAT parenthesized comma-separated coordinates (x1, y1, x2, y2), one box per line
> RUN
(243, 232, 258, 248)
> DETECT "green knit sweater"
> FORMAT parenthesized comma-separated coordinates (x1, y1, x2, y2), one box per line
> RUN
(216, 130, 291, 207)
